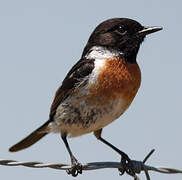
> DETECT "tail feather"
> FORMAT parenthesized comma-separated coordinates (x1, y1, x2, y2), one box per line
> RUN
(9, 120, 51, 152)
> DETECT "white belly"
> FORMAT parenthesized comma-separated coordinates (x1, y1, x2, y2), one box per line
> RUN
(48, 93, 129, 137)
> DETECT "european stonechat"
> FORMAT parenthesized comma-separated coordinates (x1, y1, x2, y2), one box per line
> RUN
(9, 18, 162, 177)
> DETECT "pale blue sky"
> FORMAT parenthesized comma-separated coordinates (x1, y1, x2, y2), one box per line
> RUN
(0, 0, 181, 180)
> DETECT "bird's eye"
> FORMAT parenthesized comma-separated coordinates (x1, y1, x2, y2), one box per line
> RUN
(117, 26, 127, 35)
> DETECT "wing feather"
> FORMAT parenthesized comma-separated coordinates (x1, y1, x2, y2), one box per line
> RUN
(49, 58, 95, 118)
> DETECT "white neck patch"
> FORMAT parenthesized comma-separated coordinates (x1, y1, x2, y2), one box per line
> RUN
(85, 46, 122, 60)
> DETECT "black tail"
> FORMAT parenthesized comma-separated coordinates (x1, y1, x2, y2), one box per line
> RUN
(9, 120, 51, 152)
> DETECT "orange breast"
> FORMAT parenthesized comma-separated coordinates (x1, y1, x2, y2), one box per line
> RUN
(88, 57, 141, 105)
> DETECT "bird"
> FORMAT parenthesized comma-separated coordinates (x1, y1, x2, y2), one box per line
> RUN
(9, 18, 162, 177)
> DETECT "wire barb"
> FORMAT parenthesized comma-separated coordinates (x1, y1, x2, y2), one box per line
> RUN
(0, 150, 182, 179)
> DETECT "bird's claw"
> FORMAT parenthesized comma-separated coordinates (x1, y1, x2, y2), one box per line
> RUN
(66, 162, 82, 177)
(118, 156, 136, 178)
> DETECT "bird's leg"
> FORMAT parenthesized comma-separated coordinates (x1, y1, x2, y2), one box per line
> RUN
(94, 129, 136, 177)
(61, 134, 82, 177)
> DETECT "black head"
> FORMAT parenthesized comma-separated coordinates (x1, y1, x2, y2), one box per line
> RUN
(82, 18, 162, 63)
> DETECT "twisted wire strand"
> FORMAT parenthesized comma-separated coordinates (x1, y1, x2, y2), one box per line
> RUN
(0, 159, 182, 173)
(1, 150, 182, 180)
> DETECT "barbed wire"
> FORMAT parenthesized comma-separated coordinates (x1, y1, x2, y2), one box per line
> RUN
(1, 149, 182, 180)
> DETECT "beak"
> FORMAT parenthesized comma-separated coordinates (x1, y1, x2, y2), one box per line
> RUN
(138, 26, 163, 36)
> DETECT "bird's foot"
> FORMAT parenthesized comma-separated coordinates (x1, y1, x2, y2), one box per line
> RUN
(66, 160, 82, 177)
(118, 153, 137, 179)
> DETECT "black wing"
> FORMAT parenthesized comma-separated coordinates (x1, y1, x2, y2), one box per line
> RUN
(9, 58, 95, 152)
(49, 58, 95, 119)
